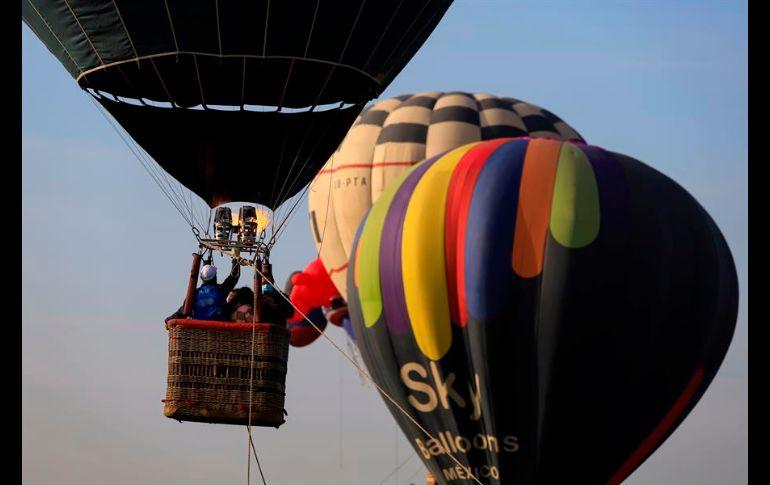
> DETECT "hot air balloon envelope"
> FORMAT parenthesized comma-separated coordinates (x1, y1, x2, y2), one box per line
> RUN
(308, 92, 584, 299)
(348, 138, 738, 484)
(23, 0, 454, 207)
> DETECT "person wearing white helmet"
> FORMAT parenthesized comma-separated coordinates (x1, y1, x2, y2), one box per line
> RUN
(165, 258, 241, 322)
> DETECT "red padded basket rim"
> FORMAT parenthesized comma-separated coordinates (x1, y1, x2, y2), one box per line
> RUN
(167, 319, 289, 334)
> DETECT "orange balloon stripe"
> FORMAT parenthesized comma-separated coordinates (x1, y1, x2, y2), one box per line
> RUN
(511, 139, 563, 278)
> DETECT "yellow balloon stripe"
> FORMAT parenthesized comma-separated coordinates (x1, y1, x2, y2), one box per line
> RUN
(401, 144, 479, 360)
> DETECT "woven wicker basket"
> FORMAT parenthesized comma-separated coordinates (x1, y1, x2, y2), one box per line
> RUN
(164, 319, 290, 427)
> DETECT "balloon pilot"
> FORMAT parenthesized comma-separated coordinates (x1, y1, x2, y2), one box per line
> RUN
(167, 204, 294, 327)
(165, 258, 241, 323)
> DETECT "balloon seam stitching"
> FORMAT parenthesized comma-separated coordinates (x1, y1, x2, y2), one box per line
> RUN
(75, 52, 383, 89)
(23, 0, 84, 74)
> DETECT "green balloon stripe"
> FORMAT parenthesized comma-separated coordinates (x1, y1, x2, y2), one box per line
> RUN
(549, 144, 601, 248)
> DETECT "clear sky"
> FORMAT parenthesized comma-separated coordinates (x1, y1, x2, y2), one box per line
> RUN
(22, 1, 747, 484)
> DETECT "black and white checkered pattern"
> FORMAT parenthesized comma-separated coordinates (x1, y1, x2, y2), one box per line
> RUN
(334, 91, 584, 160)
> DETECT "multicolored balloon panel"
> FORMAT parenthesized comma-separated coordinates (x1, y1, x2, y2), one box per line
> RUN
(308, 92, 585, 300)
(347, 138, 738, 484)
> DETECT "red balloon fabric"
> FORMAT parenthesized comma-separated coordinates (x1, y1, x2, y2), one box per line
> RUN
(289, 259, 343, 326)
(287, 259, 344, 347)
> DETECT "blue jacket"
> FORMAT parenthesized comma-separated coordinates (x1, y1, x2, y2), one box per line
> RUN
(192, 283, 226, 320)
(164, 261, 241, 324)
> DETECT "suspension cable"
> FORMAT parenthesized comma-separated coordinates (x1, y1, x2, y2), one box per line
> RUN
(313, 151, 336, 261)
(269, 102, 362, 233)
(197, 242, 484, 485)
(87, 93, 213, 232)
(361, 0, 406, 72)
(87, 95, 200, 230)
(379, 452, 416, 485)
(246, 292, 268, 485)
(246, 431, 268, 485)
(268, 0, 370, 212)
(250, 264, 483, 485)
(405, 460, 429, 485)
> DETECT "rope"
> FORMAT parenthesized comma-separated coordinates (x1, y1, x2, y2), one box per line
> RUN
(304, 0, 321, 58)
(115, 107, 204, 228)
(339, 354, 343, 469)
(110, 0, 140, 63)
(269, 102, 363, 224)
(245, 260, 268, 485)
(87, 94, 200, 230)
(379, 452, 416, 485)
(88, 92, 214, 233)
(193, 54, 207, 108)
(62, 0, 104, 66)
(377, 0, 433, 73)
(247, 432, 268, 485)
(250, 264, 484, 485)
(262, 0, 270, 57)
(196, 242, 484, 485)
(275, 135, 336, 253)
(240, 58, 247, 109)
(246, 284, 257, 485)
(314, 151, 336, 260)
(269, 183, 312, 246)
(245, 284, 268, 485)
(383, 1, 448, 81)
(267, 115, 320, 213)
(163, 0, 180, 53)
(277, 59, 296, 111)
(396, 424, 399, 484)
(361, 0, 406, 72)
(266, 127, 290, 215)
(24, 0, 84, 74)
(115, 65, 145, 102)
(75, 51, 381, 87)
(405, 460, 428, 485)
(149, 57, 177, 107)
(215, 0, 223, 58)
(267, 0, 372, 213)
(308, 0, 369, 112)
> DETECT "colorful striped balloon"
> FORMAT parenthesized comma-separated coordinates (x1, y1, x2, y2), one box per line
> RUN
(347, 138, 738, 484)
(308, 92, 584, 301)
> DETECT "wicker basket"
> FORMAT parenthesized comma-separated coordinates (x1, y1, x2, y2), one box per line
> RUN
(164, 319, 290, 427)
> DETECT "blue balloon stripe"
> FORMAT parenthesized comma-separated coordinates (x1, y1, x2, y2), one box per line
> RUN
(464, 139, 529, 320)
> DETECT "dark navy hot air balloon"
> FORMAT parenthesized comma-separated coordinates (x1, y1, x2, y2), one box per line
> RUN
(347, 138, 738, 484)
(23, 0, 454, 209)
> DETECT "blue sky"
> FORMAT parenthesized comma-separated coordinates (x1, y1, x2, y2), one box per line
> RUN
(22, 1, 746, 484)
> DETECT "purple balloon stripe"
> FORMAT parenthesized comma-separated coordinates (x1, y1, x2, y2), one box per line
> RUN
(579, 145, 629, 239)
(379, 155, 444, 335)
